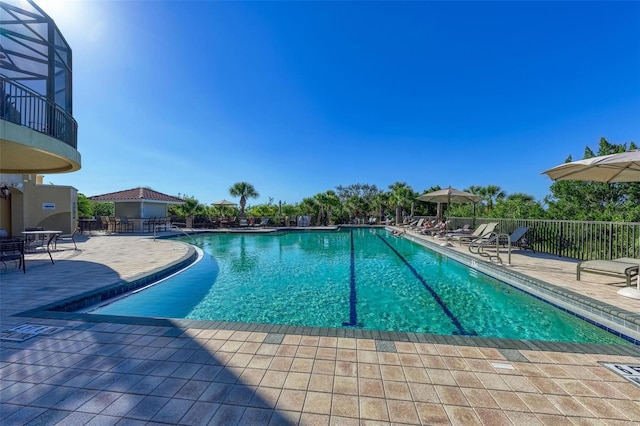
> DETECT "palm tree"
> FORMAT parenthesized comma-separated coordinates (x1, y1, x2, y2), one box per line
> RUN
(388, 182, 414, 225)
(229, 182, 259, 217)
(372, 191, 390, 222)
(322, 190, 341, 225)
(483, 185, 506, 212)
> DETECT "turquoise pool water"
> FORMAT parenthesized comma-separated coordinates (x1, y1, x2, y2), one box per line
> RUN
(92, 228, 629, 344)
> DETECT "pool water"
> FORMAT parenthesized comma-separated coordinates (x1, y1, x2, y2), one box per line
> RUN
(92, 228, 629, 344)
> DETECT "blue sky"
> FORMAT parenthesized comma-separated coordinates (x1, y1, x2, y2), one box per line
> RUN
(41, 1, 639, 207)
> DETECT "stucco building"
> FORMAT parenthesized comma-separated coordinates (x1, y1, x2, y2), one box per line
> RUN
(0, 0, 80, 235)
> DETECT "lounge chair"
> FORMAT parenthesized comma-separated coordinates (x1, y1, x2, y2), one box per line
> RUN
(577, 257, 639, 286)
(449, 224, 471, 233)
(420, 220, 447, 236)
(408, 218, 425, 231)
(400, 219, 418, 228)
(495, 226, 530, 249)
(450, 223, 497, 245)
(509, 226, 531, 250)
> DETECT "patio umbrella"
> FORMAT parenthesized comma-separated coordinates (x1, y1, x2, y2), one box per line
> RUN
(542, 150, 640, 183)
(542, 150, 640, 299)
(416, 186, 482, 221)
(212, 199, 237, 217)
(212, 199, 237, 207)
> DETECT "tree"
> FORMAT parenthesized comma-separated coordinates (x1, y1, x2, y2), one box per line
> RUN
(91, 201, 114, 217)
(299, 196, 320, 224)
(77, 193, 93, 217)
(335, 183, 381, 221)
(251, 198, 278, 218)
(490, 193, 546, 219)
(229, 182, 259, 217)
(317, 190, 341, 225)
(481, 185, 506, 213)
(168, 196, 206, 221)
(388, 182, 414, 225)
(372, 191, 390, 221)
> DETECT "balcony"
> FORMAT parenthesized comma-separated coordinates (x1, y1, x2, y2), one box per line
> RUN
(1, 77, 80, 173)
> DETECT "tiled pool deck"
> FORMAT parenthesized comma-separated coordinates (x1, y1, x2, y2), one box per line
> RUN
(1, 228, 639, 425)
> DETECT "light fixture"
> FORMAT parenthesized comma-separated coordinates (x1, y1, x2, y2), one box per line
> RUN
(0, 184, 10, 200)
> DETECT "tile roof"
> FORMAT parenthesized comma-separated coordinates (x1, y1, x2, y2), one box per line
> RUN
(88, 187, 184, 203)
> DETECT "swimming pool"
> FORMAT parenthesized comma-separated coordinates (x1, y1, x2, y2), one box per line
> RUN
(92, 228, 629, 344)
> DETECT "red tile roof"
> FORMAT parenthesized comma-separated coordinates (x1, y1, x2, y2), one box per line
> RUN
(88, 187, 184, 203)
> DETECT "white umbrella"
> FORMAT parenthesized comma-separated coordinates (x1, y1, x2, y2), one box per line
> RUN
(542, 150, 640, 299)
(543, 150, 640, 183)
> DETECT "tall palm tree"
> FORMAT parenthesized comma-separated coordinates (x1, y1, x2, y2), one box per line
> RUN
(322, 190, 341, 225)
(372, 191, 390, 222)
(313, 192, 328, 225)
(483, 185, 506, 212)
(388, 182, 413, 225)
(229, 182, 259, 217)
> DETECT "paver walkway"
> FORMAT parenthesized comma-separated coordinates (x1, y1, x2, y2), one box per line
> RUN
(1, 230, 639, 425)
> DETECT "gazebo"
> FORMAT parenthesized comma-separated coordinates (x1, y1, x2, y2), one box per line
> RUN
(88, 187, 184, 232)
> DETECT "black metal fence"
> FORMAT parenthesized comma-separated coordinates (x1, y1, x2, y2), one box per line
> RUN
(446, 216, 640, 261)
(1, 76, 78, 149)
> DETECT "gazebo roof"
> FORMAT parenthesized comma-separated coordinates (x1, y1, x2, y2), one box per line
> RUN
(88, 187, 185, 204)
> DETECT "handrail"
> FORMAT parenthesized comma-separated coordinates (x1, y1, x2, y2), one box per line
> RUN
(1, 75, 78, 149)
(153, 222, 196, 243)
(469, 233, 513, 265)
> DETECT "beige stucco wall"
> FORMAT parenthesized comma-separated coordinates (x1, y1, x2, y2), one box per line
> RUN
(3, 178, 78, 235)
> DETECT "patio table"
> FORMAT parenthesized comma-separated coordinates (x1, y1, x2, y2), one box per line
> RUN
(21, 230, 61, 264)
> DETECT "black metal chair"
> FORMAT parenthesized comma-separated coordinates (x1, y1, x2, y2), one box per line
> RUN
(119, 217, 134, 233)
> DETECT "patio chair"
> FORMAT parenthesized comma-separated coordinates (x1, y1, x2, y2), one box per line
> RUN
(400, 219, 419, 228)
(143, 217, 155, 232)
(501, 226, 531, 250)
(108, 217, 118, 233)
(419, 219, 448, 236)
(99, 216, 110, 232)
(475, 226, 530, 250)
(55, 227, 79, 250)
(457, 222, 498, 246)
(577, 257, 639, 286)
(408, 218, 425, 231)
(154, 217, 169, 232)
(119, 217, 134, 233)
(23, 227, 45, 251)
(446, 223, 487, 244)
(0, 239, 25, 273)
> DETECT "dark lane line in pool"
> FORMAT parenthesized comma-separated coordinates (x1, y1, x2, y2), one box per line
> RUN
(376, 234, 470, 336)
(343, 229, 360, 327)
